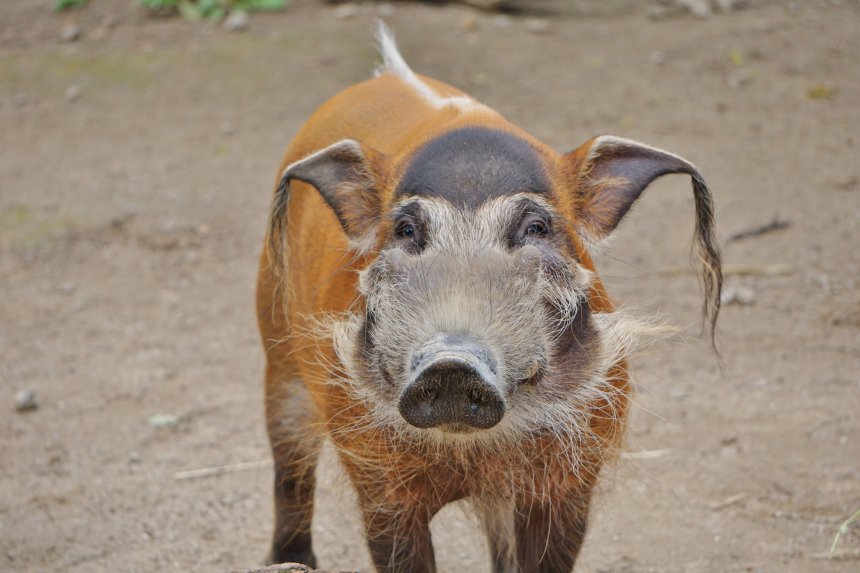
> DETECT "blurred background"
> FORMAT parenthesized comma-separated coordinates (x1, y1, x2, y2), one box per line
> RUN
(1, 0, 858, 571)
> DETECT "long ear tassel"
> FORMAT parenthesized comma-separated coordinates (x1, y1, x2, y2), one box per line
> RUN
(267, 171, 292, 281)
(690, 171, 723, 354)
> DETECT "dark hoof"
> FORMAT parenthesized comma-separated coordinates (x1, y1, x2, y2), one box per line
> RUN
(268, 547, 317, 569)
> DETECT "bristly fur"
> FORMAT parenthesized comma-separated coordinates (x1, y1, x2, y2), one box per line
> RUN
(290, 298, 671, 572)
(282, 300, 673, 551)
(261, 25, 722, 573)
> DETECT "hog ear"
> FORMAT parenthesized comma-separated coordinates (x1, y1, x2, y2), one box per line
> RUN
(563, 135, 723, 345)
(268, 139, 385, 265)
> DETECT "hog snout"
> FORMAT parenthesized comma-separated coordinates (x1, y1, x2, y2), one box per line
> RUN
(398, 337, 504, 431)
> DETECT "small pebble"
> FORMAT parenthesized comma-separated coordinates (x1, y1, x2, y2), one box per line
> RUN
(572, 1, 594, 16)
(834, 175, 857, 191)
(676, 0, 712, 18)
(649, 50, 667, 66)
(333, 3, 358, 20)
(671, 389, 687, 401)
(491, 15, 513, 29)
(65, 84, 81, 102)
(15, 389, 38, 412)
(60, 22, 81, 43)
(59, 281, 77, 295)
(716, 0, 739, 12)
(727, 69, 752, 90)
(721, 285, 756, 306)
(647, 6, 671, 20)
(465, 0, 504, 8)
(220, 122, 234, 136)
(810, 273, 830, 292)
(523, 18, 551, 35)
(148, 413, 180, 428)
(223, 10, 249, 33)
(129, 451, 143, 464)
(90, 26, 109, 41)
(459, 14, 479, 32)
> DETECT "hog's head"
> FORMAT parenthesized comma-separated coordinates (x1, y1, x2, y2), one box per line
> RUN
(269, 126, 721, 442)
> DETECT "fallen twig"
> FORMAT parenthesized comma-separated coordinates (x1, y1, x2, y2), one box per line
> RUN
(811, 344, 860, 359)
(806, 414, 852, 436)
(229, 565, 312, 573)
(620, 448, 672, 460)
(727, 216, 791, 242)
(175, 459, 272, 480)
(656, 263, 792, 278)
(812, 548, 860, 561)
(709, 492, 748, 510)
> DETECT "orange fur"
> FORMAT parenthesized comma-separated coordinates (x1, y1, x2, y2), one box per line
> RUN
(257, 47, 720, 571)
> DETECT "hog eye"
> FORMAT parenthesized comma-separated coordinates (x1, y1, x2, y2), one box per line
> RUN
(396, 222, 415, 238)
(508, 207, 553, 249)
(392, 215, 425, 254)
(525, 220, 548, 237)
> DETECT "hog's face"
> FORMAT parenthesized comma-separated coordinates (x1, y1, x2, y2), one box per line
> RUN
(269, 127, 721, 439)
(357, 193, 595, 433)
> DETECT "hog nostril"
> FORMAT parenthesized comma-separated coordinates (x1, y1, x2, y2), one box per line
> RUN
(421, 387, 437, 401)
(468, 388, 484, 404)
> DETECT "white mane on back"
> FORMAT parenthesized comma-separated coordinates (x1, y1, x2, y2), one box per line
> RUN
(374, 22, 477, 110)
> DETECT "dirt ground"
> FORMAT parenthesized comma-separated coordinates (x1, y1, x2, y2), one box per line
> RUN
(1, 0, 859, 571)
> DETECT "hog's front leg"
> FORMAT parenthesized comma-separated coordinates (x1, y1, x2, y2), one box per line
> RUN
(265, 381, 322, 567)
(358, 496, 437, 573)
(267, 437, 321, 567)
(514, 493, 592, 573)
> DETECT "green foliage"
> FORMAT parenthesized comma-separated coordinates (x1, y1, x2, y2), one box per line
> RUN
(55, 0, 87, 11)
(52, 0, 289, 22)
(137, 0, 179, 10)
(136, 0, 288, 21)
(235, 0, 289, 11)
(178, 0, 226, 21)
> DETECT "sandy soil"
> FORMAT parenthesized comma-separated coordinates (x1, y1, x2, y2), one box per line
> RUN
(1, 1, 859, 571)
